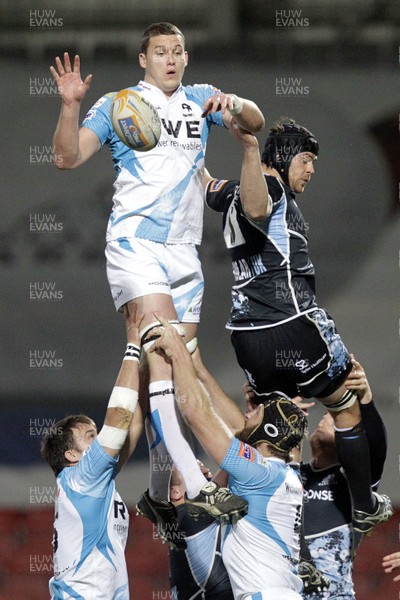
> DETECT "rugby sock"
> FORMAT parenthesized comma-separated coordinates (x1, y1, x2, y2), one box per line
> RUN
(335, 422, 376, 513)
(149, 380, 206, 499)
(145, 415, 173, 502)
(300, 536, 313, 562)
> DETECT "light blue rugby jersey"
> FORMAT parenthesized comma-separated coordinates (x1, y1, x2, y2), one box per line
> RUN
(50, 439, 130, 599)
(220, 437, 303, 599)
(82, 81, 225, 245)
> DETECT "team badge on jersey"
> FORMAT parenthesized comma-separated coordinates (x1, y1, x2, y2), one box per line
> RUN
(84, 95, 110, 121)
(209, 179, 228, 193)
(238, 442, 255, 462)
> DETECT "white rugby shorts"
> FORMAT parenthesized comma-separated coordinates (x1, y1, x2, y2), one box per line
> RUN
(106, 237, 204, 323)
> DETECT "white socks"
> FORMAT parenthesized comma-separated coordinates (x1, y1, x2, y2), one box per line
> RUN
(149, 380, 206, 499)
(145, 416, 173, 502)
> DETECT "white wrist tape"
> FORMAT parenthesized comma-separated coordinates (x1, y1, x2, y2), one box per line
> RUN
(228, 95, 244, 115)
(108, 386, 138, 412)
(97, 425, 128, 450)
(124, 343, 140, 362)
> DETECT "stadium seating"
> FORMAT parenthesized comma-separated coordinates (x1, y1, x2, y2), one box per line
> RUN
(0, 507, 397, 599)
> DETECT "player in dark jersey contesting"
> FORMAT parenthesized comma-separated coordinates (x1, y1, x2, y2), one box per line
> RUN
(204, 117, 392, 541)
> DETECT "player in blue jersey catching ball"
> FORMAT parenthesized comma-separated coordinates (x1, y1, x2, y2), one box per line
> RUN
(50, 22, 264, 530)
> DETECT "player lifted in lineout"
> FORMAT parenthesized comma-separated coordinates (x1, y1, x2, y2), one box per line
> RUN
(50, 22, 264, 529)
(204, 117, 392, 537)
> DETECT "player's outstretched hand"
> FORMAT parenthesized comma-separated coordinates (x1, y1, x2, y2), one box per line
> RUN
(382, 552, 400, 582)
(50, 52, 92, 105)
(344, 354, 372, 404)
(291, 396, 315, 417)
(123, 303, 144, 347)
(201, 92, 237, 117)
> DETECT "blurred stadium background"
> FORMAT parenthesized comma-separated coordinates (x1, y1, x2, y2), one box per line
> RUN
(0, 0, 399, 597)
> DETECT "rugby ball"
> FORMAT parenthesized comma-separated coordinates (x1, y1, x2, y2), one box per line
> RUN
(110, 89, 161, 151)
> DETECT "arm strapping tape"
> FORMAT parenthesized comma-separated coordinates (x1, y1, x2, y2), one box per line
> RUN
(124, 343, 140, 362)
(108, 386, 138, 412)
(97, 424, 128, 450)
(97, 388, 138, 451)
(228, 95, 244, 115)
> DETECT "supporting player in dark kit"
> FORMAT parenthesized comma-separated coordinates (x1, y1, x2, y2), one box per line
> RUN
(298, 357, 387, 599)
(168, 463, 234, 599)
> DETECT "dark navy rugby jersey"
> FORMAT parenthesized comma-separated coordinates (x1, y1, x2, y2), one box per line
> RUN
(300, 463, 356, 599)
(206, 175, 317, 328)
(301, 463, 352, 537)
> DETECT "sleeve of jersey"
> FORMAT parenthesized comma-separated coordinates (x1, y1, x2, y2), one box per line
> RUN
(243, 175, 286, 236)
(205, 178, 239, 212)
(205, 84, 225, 127)
(266, 175, 285, 211)
(81, 93, 115, 146)
(220, 437, 274, 490)
(360, 401, 387, 488)
(66, 439, 118, 497)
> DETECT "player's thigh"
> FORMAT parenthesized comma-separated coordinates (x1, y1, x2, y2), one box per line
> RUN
(131, 294, 177, 379)
(322, 381, 362, 429)
(231, 327, 300, 397)
(132, 293, 177, 326)
(106, 239, 203, 329)
(130, 296, 198, 346)
(106, 238, 173, 311)
(181, 322, 198, 342)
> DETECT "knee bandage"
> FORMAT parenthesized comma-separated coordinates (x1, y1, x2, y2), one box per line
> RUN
(322, 389, 357, 412)
(140, 320, 196, 353)
(186, 337, 198, 354)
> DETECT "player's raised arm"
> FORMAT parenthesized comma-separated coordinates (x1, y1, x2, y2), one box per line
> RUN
(151, 314, 234, 466)
(229, 120, 272, 221)
(191, 346, 244, 434)
(202, 92, 265, 133)
(50, 52, 100, 169)
(97, 304, 144, 459)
